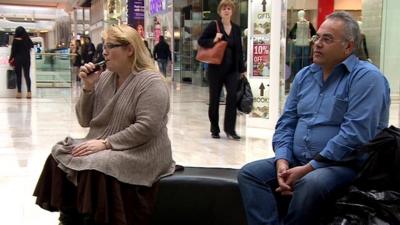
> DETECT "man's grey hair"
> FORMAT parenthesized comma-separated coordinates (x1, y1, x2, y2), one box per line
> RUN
(326, 11, 361, 50)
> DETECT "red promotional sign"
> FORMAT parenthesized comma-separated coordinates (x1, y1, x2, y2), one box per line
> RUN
(253, 44, 269, 63)
(253, 44, 270, 76)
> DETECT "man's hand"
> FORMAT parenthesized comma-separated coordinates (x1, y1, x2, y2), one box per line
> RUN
(275, 159, 292, 195)
(240, 72, 247, 79)
(277, 164, 314, 195)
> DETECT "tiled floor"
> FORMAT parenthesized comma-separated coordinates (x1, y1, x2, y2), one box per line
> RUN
(0, 80, 399, 225)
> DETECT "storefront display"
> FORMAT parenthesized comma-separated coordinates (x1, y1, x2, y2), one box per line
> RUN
(149, 0, 167, 15)
(128, 0, 145, 37)
(105, 0, 125, 25)
(245, 0, 286, 128)
(248, 0, 272, 119)
(251, 0, 271, 78)
(144, 0, 173, 77)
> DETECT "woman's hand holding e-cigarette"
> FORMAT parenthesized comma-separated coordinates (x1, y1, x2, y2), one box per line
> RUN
(79, 61, 105, 91)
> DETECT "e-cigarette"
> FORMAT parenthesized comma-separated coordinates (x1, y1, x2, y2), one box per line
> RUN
(88, 60, 106, 75)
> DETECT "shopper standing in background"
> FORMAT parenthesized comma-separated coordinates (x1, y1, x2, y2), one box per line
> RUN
(144, 40, 153, 58)
(94, 42, 105, 63)
(70, 39, 82, 82)
(81, 36, 96, 64)
(9, 26, 34, 99)
(153, 35, 171, 76)
(198, 0, 246, 140)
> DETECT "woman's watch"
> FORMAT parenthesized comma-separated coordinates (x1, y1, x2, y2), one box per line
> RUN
(101, 139, 111, 149)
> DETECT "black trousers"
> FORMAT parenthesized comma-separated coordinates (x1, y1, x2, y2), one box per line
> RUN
(207, 69, 239, 134)
(15, 61, 31, 92)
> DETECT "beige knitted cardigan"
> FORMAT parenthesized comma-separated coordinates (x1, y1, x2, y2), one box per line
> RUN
(51, 70, 175, 187)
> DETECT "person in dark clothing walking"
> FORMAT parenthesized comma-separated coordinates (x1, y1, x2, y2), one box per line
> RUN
(94, 43, 105, 63)
(81, 37, 96, 64)
(144, 40, 153, 58)
(198, 0, 246, 140)
(153, 36, 171, 76)
(9, 26, 34, 99)
(70, 40, 82, 82)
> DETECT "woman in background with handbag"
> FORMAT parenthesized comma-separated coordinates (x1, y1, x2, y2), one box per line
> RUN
(198, 0, 246, 140)
(9, 26, 34, 99)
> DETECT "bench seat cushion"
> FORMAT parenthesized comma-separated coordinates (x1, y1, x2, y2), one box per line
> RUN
(151, 167, 247, 225)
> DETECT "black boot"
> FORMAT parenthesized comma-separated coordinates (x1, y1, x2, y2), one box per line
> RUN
(59, 208, 83, 225)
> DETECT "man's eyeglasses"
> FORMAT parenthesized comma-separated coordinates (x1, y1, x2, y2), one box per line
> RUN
(103, 43, 127, 50)
(311, 34, 344, 45)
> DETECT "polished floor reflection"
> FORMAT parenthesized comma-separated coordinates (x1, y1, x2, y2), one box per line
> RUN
(0, 81, 399, 225)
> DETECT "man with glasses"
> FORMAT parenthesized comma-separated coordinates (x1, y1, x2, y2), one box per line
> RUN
(238, 11, 390, 225)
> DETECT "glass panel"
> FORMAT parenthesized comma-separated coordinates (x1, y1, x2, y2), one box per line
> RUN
(285, 0, 317, 95)
(173, 0, 247, 86)
(380, 0, 399, 126)
(361, 0, 382, 67)
(172, 0, 202, 85)
(280, 0, 288, 114)
(35, 50, 72, 88)
(172, 0, 247, 86)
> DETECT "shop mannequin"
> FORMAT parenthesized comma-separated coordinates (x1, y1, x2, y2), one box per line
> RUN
(289, 10, 316, 46)
(289, 10, 316, 76)
(355, 21, 370, 61)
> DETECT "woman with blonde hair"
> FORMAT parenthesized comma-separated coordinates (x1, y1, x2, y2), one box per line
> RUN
(198, 0, 246, 140)
(33, 24, 174, 225)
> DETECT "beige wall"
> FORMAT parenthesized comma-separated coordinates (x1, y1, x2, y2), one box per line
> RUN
(362, 0, 383, 66)
(91, 0, 105, 24)
(287, 0, 318, 10)
(335, 0, 362, 10)
(90, 0, 106, 46)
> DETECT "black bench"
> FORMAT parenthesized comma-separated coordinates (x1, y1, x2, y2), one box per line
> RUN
(151, 166, 247, 225)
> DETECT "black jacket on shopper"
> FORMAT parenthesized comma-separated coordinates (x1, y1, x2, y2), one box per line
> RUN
(153, 41, 171, 61)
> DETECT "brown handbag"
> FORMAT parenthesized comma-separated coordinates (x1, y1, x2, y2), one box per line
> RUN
(196, 21, 228, 65)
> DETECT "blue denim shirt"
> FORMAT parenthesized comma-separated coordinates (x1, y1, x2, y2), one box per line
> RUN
(273, 55, 390, 169)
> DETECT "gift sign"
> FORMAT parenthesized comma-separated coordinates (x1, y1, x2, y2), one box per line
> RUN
(248, 0, 272, 119)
